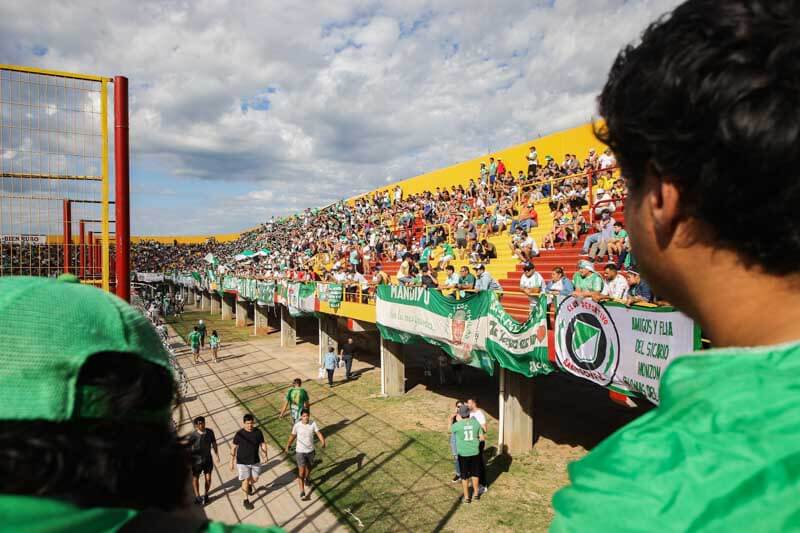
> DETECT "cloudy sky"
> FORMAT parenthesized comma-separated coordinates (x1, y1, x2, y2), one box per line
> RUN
(1, 0, 680, 235)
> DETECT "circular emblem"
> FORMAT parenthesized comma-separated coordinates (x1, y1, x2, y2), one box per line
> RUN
(554, 296, 620, 386)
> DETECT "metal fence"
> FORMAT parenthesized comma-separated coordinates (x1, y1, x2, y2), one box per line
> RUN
(0, 65, 117, 291)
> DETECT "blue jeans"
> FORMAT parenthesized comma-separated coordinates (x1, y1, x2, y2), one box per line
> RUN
(510, 219, 533, 234)
(582, 233, 600, 254)
(450, 433, 460, 476)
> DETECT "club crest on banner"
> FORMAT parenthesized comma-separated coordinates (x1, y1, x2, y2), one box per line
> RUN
(555, 296, 620, 386)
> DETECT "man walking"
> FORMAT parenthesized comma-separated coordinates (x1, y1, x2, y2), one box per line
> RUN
(467, 398, 489, 494)
(284, 409, 326, 501)
(339, 337, 356, 380)
(187, 416, 220, 505)
(230, 413, 268, 510)
(451, 404, 484, 503)
(279, 378, 310, 424)
(323, 347, 337, 387)
(188, 326, 201, 364)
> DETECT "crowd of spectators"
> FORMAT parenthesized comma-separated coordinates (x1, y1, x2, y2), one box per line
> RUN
(132, 146, 621, 286)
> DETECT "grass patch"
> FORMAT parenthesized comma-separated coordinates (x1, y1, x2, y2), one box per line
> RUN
(232, 374, 573, 532)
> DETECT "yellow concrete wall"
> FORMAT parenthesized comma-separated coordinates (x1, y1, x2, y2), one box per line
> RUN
(133, 122, 601, 243)
(353, 122, 603, 201)
(131, 232, 242, 245)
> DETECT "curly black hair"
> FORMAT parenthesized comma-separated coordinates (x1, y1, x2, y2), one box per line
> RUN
(596, 0, 800, 274)
(0, 354, 189, 510)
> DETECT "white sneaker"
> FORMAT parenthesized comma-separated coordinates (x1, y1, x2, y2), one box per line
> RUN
(479, 485, 488, 495)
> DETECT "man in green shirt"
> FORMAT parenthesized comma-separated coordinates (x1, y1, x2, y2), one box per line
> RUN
(457, 266, 476, 298)
(571, 260, 603, 299)
(551, 1, 800, 530)
(279, 378, 310, 424)
(437, 241, 454, 271)
(188, 326, 202, 364)
(451, 404, 485, 503)
(197, 319, 207, 348)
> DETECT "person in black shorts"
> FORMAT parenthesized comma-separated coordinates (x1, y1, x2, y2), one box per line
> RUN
(187, 416, 219, 505)
(230, 413, 268, 510)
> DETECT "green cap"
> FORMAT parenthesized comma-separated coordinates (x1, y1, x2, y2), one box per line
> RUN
(0, 276, 172, 422)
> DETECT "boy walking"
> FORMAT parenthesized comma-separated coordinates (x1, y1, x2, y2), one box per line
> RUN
(451, 404, 484, 503)
(230, 413, 268, 510)
(188, 326, 201, 364)
(279, 378, 310, 424)
(284, 409, 326, 500)
(187, 416, 220, 505)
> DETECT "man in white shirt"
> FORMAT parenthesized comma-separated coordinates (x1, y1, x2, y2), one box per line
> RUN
(519, 263, 545, 308)
(598, 148, 616, 169)
(601, 264, 630, 301)
(467, 398, 489, 494)
(527, 146, 539, 175)
(593, 188, 617, 217)
(285, 409, 326, 501)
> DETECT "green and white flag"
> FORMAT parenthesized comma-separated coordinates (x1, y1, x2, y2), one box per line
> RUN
(234, 250, 257, 262)
(257, 281, 276, 306)
(376, 286, 553, 377)
(286, 282, 316, 317)
(328, 284, 344, 309)
(554, 296, 700, 403)
(203, 253, 218, 267)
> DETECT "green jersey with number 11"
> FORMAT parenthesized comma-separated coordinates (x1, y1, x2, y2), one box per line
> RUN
(452, 418, 483, 457)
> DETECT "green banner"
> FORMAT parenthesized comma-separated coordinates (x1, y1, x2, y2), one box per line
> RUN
(326, 284, 344, 309)
(376, 286, 553, 377)
(286, 282, 316, 317)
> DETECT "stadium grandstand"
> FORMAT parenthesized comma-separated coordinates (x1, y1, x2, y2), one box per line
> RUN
(132, 123, 631, 322)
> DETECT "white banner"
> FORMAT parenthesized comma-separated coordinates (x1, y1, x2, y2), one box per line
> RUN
(554, 296, 699, 404)
(137, 272, 165, 283)
(1, 234, 47, 245)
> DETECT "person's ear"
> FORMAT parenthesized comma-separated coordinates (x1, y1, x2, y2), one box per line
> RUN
(645, 165, 681, 248)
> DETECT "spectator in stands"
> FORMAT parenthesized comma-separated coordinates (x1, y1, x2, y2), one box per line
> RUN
(545, 267, 575, 297)
(588, 211, 617, 262)
(593, 188, 616, 217)
(527, 146, 538, 175)
(442, 265, 460, 297)
(397, 255, 414, 285)
(419, 264, 439, 289)
(454, 222, 468, 259)
(625, 270, 654, 306)
(516, 230, 540, 263)
(519, 263, 544, 307)
(437, 241, 455, 272)
(572, 260, 604, 299)
(606, 221, 628, 261)
(600, 264, 629, 301)
(481, 239, 497, 261)
(372, 264, 390, 285)
(457, 266, 476, 298)
(474, 265, 501, 292)
(488, 157, 497, 185)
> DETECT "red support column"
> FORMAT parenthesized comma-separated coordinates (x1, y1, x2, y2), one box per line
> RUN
(95, 239, 101, 278)
(87, 232, 94, 278)
(114, 76, 131, 302)
(79, 221, 85, 279)
(62, 200, 72, 273)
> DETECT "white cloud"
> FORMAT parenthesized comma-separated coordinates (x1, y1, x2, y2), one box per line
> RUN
(0, 0, 681, 234)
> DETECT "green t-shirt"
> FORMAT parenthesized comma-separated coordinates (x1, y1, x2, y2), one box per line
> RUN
(441, 243, 454, 257)
(613, 229, 628, 240)
(285, 387, 309, 419)
(197, 323, 207, 335)
(209, 334, 220, 348)
(451, 417, 483, 457)
(0, 494, 282, 532)
(188, 331, 201, 348)
(551, 341, 800, 532)
(420, 247, 432, 263)
(572, 272, 603, 293)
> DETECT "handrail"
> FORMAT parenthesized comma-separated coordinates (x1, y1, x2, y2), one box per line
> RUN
(423, 223, 453, 245)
